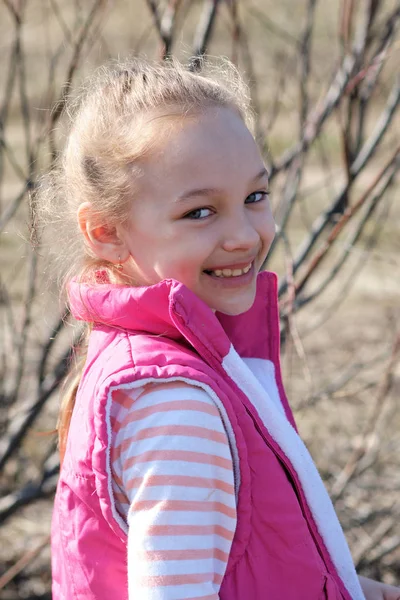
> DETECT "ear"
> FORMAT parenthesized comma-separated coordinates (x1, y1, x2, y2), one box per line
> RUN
(77, 202, 130, 264)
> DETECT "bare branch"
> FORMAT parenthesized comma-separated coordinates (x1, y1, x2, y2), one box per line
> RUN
(354, 517, 399, 569)
(48, 0, 107, 133)
(225, 0, 264, 146)
(358, 534, 400, 569)
(294, 154, 399, 309)
(0, 535, 51, 590)
(0, 451, 59, 524)
(2, 0, 22, 24)
(190, 0, 221, 72)
(271, 51, 358, 177)
(290, 146, 399, 300)
(298, 351, 388, 411)
(37, 311, 70, 386)
(351, 74, 400, 173)
(0, 136, 27, 181)
(272, 4, 400, 181)
(331, 330, 400, 502)
(339, 0, 356, 54)
(268, 1, 317, 261)
(48, 0, 74, 45)
(0, 346, 72, 473)
(0, 35, 19, 205)
(299, 0, 317, 128)
(247, 3, 300, 48)
(0, 181, 30, 233)
(278, 73, 400, 297)
(145, 0, 183, 59)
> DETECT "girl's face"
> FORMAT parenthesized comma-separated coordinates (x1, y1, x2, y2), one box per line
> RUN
(122, 107, 275, 315)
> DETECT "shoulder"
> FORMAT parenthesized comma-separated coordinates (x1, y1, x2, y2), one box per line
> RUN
(110, 381, 233, 465)
(111, 381, 235, 487)
(138, 380, 221, 407)
(111, 381, 226, 431)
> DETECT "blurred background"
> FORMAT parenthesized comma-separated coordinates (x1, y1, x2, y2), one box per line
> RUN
(0, 0, 399, 597)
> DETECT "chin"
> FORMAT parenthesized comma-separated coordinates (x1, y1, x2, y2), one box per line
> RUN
(214, 294, 256, 316)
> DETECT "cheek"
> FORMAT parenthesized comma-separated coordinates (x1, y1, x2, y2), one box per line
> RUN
(261, 211, 276, 244)
(154, 244, 204, 279)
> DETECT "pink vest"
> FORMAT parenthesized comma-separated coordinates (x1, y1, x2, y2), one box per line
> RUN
(52, 272, 364, 599)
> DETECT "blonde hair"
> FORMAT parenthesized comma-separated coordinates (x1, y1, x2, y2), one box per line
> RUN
(38, 56, 254, 462)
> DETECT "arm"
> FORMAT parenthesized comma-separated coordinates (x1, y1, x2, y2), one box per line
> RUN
(112, 382, 236, 600)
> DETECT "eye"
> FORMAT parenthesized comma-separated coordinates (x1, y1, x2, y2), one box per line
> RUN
(245, 191, 269, 204)
(184, 207, 213, 220)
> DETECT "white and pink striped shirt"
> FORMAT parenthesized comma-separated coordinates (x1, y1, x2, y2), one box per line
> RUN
(110, 381, 236, 600)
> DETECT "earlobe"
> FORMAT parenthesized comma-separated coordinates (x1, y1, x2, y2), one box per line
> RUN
(77, 202, 129, 264)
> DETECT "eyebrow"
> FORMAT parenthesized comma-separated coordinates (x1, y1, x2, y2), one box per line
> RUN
(176, 167, 269, 203)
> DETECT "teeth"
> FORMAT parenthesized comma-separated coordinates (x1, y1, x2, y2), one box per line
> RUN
(210, 263, 252, 278)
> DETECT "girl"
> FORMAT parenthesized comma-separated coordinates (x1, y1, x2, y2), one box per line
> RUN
(43, 58, 399, 600)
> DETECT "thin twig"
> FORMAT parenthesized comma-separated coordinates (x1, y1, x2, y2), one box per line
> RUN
(37, 311, 70, 386)
(354, 517, 398, 568)
(281, 232, 314, 394)
(271, 51, 358, 178)
(227, 2, 264, 149)
(48, 0, 107, 141)
(247, 4, 300, 48)
(331, 330, 400, 502)
(294, 154, 399, 309)
(2, 0, 22, 24)
(0, 136, 27, 181)
(0, 34, 19, 206)
(339, 0, 356, 54)
(267, 1, 317, 262)
(0, 452, 59, 524)
(0, 346, 72, 473)
(0, 535, 51, 590)
(0, 181, 30, 233)
(278, 75, 400, 297)
(298, 352, 388, 411)
(299, 0, 317, 128)
(291, 146, 399, 299)
(190, 0, 221, 72)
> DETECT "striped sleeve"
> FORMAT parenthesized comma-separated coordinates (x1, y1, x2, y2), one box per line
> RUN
(110, 381, 237, 600)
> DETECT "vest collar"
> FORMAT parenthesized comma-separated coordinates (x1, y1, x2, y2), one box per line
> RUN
(68, 271, 280, 362)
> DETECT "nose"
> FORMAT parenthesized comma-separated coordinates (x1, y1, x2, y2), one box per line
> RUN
(220, 209, 260, 253)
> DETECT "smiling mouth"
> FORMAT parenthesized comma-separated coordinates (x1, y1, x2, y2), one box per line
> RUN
(203, 262, 253, 278)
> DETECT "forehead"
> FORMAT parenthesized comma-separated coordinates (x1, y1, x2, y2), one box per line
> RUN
(137, 107, 263, 195)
